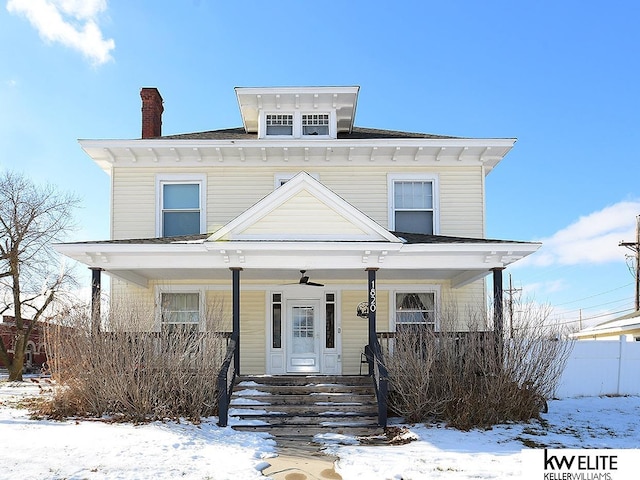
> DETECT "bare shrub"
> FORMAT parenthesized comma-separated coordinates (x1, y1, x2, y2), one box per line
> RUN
(385, 301, 573, 429)
(42, 296, 228, 422)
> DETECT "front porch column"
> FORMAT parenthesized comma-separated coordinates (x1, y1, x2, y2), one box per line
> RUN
(89, 267, 103, 336)
(367, 268, 378, 375)
(492, 267, 505, 361)
(230, 267, 242, 375)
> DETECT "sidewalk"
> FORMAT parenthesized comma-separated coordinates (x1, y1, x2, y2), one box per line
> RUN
(261, 447, 342, 480)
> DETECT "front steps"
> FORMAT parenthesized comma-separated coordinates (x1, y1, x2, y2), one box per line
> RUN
(228, 375, 383, 446)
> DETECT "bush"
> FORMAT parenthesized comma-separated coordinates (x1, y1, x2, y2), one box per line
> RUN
(42, 298, 228, 422)
(385, 302, 572, 429)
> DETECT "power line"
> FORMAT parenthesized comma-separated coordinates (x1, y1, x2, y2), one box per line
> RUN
(553, 296, 633, 316)
(553, 282, 634, 307)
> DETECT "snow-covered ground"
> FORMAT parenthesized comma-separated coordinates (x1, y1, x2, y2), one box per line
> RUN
(1, 377, 639, 479)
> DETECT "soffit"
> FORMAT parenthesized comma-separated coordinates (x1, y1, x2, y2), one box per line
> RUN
(234, 86, 360, 134)
(80, 138, 515, 175)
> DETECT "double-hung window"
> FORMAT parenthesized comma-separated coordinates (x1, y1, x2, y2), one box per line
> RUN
(158, 175, 205, 237)
(395, 292, 436, 331)
(160, 292, 201, 333)
(389, 175, 438, 235)
(266, 114, 293, 136)
(302, 114, 329, 136)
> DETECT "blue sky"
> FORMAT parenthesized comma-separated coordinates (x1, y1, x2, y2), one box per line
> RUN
(1, 0, 638, 330)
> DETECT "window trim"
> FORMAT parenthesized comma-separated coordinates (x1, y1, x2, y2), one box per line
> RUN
(156, 286, 206, 332)
(265, 113, 294, 137)
(156, 174, 206, 237)
(260, 111, 335, 139)
(390, 286, 441, 332)
(388, 173, 440, 234)
(302, 113, 330, 136)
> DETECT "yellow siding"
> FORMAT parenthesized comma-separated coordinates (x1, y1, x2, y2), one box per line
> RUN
(341, 289, 389, 374)
(243, 190, 367, 236)
(111, 169, 156, 239)
(110, 165, 485, 240)
(106, 277, 487, 373)
(238, 291, 266, 374)
(108, 278, 156, 331)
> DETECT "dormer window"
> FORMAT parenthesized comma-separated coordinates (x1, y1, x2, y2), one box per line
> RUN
(261, 112, 334, 138)
(266, 114, 293, 136)
(302, 114, 329, 136)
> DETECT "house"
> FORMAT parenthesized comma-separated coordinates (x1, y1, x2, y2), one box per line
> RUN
(0, 316, 47, 372)
(55, 86, 540, 381)
(573, 310, 640, 341)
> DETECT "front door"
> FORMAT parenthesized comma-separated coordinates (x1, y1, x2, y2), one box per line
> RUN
(287, 300, 321, 373)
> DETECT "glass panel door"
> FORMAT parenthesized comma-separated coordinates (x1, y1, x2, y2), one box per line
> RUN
(287, 300, 320, 373)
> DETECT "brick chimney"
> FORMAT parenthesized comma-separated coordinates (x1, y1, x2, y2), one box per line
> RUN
(140, 87, 164, 139)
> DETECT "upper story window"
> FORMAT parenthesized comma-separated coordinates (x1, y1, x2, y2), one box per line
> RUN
(302, 114, 329, 136)
(266, 114, 293, 136)
(389, 174, 439, 235)
(157, 174, 206, 237)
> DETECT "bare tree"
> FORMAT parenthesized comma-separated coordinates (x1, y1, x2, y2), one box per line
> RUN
(0, 171, 79, 381)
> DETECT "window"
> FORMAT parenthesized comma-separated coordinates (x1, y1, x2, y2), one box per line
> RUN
(157, 174, 205, 237)
(325, 293, 335, 349)
(266, 114, 293, 136)
(389, 176, 438, 235)
(262, 112, 333, 138)
(272, 293, 282, 349)
(302, 114, 329, 136)
(274, 173, 320, 189)
(160, 292, 200, 332)
(395, 292, 436, 330)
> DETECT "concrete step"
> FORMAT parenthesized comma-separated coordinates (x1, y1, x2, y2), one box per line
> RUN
(231, 393, 376, 406)
(229, 375, 383, 444)
(231, 413, 378, 425)
(232, 424, 381, 437)
(235, 375, 372, 386)
(229, 403, 377, 414)
(234, 384, 375, 395)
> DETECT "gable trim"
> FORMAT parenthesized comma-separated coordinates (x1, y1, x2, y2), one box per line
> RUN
(207, 172, 401, 243)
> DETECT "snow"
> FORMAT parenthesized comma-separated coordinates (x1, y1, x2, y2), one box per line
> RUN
(1, 378, 639, 479)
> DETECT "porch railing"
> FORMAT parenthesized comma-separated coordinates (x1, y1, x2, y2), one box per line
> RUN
(367, 337, 389, 428)
(216, 338, 238, 427)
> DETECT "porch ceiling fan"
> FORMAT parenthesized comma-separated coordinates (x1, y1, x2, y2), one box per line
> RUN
(292, 270, 324, 287)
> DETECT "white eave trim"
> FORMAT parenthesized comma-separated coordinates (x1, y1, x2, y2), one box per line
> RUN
(79, 138, 516, 175)
(54, 239, 540, 271)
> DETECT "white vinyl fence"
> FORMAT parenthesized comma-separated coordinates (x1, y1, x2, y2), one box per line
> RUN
(554, 336, 640, 398)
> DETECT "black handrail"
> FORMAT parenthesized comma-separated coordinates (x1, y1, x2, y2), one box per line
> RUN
(367, 338, 389, 428)
(216, 338, 237, 427)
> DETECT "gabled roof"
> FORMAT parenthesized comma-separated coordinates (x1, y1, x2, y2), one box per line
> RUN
(208, 172, 400, 243)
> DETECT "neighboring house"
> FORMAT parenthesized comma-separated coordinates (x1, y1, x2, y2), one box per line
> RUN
(0, 316, 47, 372)
(573, 310, 640, 341)
(55, 85, 540, 377)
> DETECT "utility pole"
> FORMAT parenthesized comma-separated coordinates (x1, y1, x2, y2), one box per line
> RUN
(619, 215, 640, 312)
(505, 273, 522, 338)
